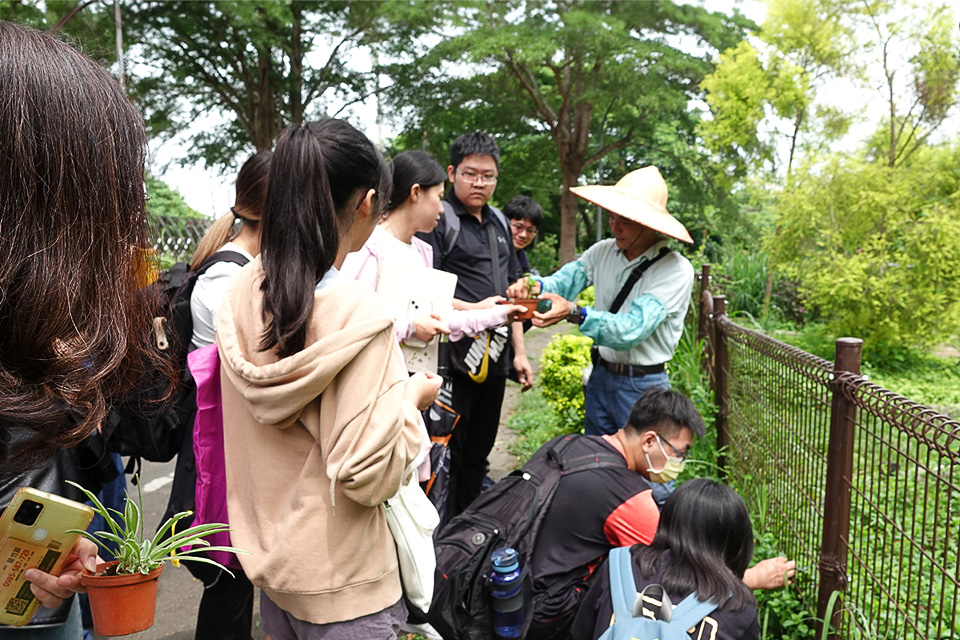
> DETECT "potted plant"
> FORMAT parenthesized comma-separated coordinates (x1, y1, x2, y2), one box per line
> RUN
(66, 480, 244, 637)
(509, 274, 548, 320)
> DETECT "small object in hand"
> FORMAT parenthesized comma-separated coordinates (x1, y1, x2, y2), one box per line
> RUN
(499, 298, 537, 321)
(536, 298, 552, 314)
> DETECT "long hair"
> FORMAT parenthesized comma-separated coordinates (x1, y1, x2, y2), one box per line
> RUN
(259, 119, 390, 357)
(633, 478, 756, 610)
(387, 150, 446, 211)
(0, 21, 158, 472)
(191, 150, 273, 267)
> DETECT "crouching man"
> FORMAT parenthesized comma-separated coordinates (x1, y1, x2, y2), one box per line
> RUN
(525, 388, 795, 640)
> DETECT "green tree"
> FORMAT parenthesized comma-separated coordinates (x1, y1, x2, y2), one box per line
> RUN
(1, 0, 116, 64)
(145, 175, 203, 220)
(125, 1, 434, 169)
(768, 147, 960, 354)
(861, 0, 960, 168)
(391, 0, 752, 262)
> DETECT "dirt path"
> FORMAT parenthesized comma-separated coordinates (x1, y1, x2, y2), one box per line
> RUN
(487, 323, 572, 481)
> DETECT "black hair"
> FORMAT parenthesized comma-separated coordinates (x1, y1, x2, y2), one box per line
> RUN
(504, 195, 543, 228)
(0, 21, 161, 472)
(625, 388, 706, 438)
(259, 118, 390, 358)
(633, 478, 756, 610)
(191, 150, 273, 267)
(388, 150, 446, 210)
(450, 131, 500, 170)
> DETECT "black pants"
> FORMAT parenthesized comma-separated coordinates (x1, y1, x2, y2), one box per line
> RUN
(186, 559, 255, 640)
(448, 373, 507, 516)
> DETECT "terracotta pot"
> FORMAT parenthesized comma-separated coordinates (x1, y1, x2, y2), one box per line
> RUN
(510, 298, 539, 321)
(81, 561, 163, 636)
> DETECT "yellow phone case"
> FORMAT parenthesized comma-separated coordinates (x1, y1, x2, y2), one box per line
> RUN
(0, 487, 94, 626)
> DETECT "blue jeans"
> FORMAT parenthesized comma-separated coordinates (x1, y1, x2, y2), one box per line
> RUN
(583, 365, 670, 436)
(583, 366, 675, 506)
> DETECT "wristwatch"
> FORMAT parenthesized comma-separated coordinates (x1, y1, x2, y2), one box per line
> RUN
(567, 304, 586, 325)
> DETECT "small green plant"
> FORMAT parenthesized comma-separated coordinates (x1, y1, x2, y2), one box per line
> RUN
(539, 333, 593, 433)
(66, 479, 245, 576)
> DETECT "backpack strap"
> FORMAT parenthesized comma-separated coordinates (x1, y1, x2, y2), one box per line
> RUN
(665, 592, 718, 631)
(608, 546, 637, 622)
(609, 246, 671, 314)
(192, 250, 250, 275)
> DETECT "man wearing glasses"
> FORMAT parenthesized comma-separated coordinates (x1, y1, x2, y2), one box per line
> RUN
(416, 131, 533, 517)
(504, 195, 543, 274)
(522, 388, 795, 640)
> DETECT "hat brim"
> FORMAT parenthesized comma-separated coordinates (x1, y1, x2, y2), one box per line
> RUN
(571, 185, 693, 244)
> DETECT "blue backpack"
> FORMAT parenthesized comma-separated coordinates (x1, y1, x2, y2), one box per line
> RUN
(599, 546, 718, 640)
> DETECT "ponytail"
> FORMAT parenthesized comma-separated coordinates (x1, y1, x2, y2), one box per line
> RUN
(259, 119, 389, 357)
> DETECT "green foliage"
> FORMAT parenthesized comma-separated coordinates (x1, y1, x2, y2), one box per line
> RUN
(145, 175, 203, 220)
(768, 148, 960, 355)
(506, 385, 571, 463)
(527, 233, 558, 275)
(538, 333, 593, 434)
(576, 286, 595, 308)
(668, 327, 718, 482)
(66, 480, 244, 576)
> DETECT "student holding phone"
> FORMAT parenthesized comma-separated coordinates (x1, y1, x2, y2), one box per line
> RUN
(0, 20, 164, 635)
(216, 119, 440, 638)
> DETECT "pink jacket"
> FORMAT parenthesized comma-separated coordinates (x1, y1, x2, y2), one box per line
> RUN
(340, 231, 509, 341)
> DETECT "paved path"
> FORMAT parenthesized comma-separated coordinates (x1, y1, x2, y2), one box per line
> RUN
(99, 324, 568, 639)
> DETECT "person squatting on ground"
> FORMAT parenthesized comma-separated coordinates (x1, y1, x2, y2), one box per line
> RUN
(571, 478, 762, 640)
(415, 132, 533, 517)
(0, 20, 164, 638)
(159, 150, 272, 640)
(215, 118, 441, 639)
(523, 389, 795, 640)
(504, 195, 543, 275)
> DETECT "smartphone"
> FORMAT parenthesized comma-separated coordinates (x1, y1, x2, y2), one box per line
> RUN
(0, 487, 94, 626)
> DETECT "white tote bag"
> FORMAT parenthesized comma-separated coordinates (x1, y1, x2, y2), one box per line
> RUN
(384, 470, 440, 612)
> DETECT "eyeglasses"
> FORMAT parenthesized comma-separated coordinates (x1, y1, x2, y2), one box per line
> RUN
(456, 168, 498, 185)
(510, 222, 537, 237)
(659, 434, 688, 460)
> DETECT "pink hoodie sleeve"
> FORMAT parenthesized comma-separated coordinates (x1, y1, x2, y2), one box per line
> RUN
(447, 306, 510, 342)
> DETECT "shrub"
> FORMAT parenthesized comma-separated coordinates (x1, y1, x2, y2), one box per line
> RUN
(538, 333, 592, 433)
(527, 233, 559, 275)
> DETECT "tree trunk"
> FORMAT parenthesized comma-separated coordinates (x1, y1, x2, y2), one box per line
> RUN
(559, 167, 581, 263)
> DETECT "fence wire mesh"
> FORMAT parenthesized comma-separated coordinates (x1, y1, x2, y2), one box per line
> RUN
(708, 298, 960, 638)
(149, 215, 211, 262)
(716, 316, 832, 612)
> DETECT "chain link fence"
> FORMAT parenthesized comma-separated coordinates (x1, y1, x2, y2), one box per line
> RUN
(149, 215, 212, 264)
(699, 265, 960, 639)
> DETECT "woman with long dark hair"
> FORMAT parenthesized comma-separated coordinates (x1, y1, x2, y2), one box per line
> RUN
(1, 20, 161, 636)
(572, 478, 760, 640)
(216, 119, 440, 638)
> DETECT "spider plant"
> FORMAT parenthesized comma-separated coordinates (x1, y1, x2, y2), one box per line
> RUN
(66, 479, 246, 576)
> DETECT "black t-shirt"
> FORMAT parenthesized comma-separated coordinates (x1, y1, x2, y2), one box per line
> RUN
(530, 436, 658, 622)
(416, 193, 522, 303)
(571, 549, 760, 640)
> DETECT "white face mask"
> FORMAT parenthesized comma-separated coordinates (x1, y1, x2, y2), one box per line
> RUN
(645, 434, 686, 483)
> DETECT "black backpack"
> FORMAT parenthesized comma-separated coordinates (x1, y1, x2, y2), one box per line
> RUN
(102, 250, 249, 470)
(427, 434, 624, 640)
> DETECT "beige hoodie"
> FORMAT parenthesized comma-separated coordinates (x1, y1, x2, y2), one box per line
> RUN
(216, 259, 421, 624)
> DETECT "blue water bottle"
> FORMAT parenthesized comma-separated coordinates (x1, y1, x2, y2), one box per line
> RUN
(489, 547, 525, 638)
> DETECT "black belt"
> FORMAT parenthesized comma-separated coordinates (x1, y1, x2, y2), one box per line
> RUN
(595, 355, 665, 377)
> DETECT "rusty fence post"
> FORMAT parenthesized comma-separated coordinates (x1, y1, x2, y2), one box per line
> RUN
(697, 264, 711, 345)
(712, 295, 728, 473)
(817, 337, 862, 639)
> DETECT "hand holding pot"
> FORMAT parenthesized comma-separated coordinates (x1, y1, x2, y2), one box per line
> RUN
(532, 292, 571, 327)
(24, 537, 100, 609)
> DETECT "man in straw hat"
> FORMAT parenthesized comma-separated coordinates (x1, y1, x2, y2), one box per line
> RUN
(508, 166, 694, 460)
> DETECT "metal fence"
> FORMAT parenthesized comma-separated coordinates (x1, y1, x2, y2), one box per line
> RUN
(698, 265, 960, 639)
(149, 215, 212, 262)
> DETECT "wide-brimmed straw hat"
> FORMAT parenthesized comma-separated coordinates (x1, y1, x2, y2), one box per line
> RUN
(570, 166, 693, 244)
